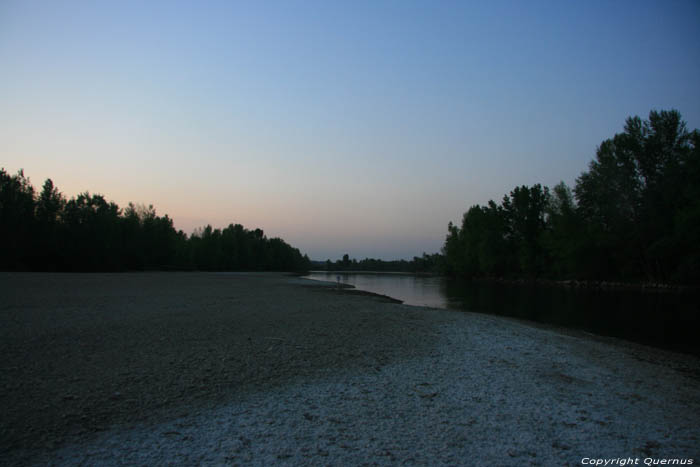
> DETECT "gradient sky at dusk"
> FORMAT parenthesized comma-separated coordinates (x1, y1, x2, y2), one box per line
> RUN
(2, 1, 699, 260)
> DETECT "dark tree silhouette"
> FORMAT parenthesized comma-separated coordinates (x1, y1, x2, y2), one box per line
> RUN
(317, 253, 443, 273)
(0, 170, 310, 273)
(442, 110, 700, 285)
(0, 169, 36, 270)
(574, 110, 699, 283)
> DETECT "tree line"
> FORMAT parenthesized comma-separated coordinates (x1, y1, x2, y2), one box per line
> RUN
(442, 110, 700, 285)
(315, 252, 443, 273)
(4, 109, 696, 282)
(0, 173, 310, 272)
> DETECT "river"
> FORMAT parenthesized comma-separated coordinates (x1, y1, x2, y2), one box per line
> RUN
(304, 271, 700, 355)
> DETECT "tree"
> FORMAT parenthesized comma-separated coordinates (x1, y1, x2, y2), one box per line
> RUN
(501, 184, 550, 276)
(542, 182, 583, 278)
(574, 109, 698, 282)
(1, 168, 311, 273)
(35, 179, 66, 270)
(0, 169, 36, 269)
(36, 179, 64, 225)
(62, 193, 122, 270)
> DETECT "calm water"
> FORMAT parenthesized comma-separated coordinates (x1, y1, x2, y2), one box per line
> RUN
(304, 272, 700, 355)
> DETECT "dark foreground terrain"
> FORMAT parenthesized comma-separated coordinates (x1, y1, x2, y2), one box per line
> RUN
(2, 272, 699, 465)
(0, 272, 445, 464)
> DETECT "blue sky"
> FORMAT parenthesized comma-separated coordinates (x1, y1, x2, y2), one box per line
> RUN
(1, 0, 699, 260)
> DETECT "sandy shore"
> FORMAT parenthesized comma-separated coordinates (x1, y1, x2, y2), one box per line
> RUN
(1, 272, 699, 465)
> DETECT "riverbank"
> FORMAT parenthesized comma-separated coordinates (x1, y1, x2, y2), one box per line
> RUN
(1, 272, 699, 465)
(0, 272, 447, 464)
(469, 276, 700, 293)
(311, 270, 700, 292)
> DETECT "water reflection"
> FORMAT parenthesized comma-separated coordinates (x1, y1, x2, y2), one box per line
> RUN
(304, 272, 700, 355)
(306, 272, 448, 308)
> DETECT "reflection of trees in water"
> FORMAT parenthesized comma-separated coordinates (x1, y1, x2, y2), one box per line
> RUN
(441, 277, 699, 356)
(310, 272, 697, 355)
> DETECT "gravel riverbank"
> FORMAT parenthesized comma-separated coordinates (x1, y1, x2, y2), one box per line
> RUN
(1, 272, 698, 465)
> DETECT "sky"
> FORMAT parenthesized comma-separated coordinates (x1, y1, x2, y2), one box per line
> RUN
(1, 0, 699, 260)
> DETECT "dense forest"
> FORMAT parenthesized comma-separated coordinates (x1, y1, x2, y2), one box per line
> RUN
(443, 110, 700, 285)
(0, 173, 310, 272)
